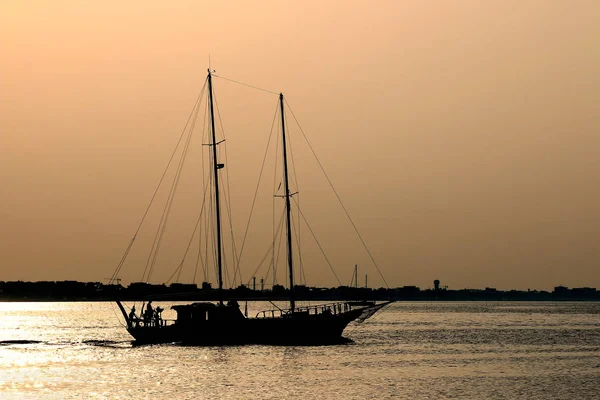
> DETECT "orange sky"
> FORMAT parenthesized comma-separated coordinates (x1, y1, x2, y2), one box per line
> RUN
(1, 1, 599, 290)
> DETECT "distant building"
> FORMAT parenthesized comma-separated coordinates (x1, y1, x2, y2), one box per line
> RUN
(553, 286, 569, 295)
(272, 284, 286, 295)
(169, 283, 197, 292)
(434, 280, 440, 291)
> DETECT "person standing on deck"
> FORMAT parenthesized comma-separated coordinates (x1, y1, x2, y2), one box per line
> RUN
(144, 301, 154, 326)
(154, 306, 163, 327)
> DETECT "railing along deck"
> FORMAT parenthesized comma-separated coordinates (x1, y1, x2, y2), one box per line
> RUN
(255, 301, 364, 319)
(130, 318, 175, 328)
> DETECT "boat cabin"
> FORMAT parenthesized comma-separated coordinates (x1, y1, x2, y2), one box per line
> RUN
(171, 301, 245, 326)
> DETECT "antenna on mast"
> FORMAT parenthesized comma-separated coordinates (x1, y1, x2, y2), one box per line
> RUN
(208, 55, 215, 73)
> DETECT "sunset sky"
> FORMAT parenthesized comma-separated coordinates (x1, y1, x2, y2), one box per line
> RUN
(1, 1, 599, 290)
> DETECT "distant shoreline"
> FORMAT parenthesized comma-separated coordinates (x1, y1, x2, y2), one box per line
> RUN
(1, 281, 598, 302)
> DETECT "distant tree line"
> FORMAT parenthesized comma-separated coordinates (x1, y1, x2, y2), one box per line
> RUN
(0, 281, 598, 301)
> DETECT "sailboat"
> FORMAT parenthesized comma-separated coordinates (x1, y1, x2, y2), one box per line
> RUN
(114, 69, 392, 345)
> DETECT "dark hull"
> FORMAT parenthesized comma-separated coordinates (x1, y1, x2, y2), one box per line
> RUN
(121, 302, 391, 346)
(129, 310, 357, 345)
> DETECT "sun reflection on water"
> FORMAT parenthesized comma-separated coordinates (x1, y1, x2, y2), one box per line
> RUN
(0, 302, 598, 399)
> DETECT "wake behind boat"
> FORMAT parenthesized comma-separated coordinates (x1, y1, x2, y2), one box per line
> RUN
(112, 69, 392, 345)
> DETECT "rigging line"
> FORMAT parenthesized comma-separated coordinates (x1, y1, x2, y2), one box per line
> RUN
(208, 87, 224, 286)
(109, 303, 127, 328)
(222, 162, 242, 284)
(193, 180, 209, 286)
(263, 252, 275, 287)
(109, 235, 136, 283)
(209, 161, 220, 288)
(169, 95, 208, 276)
(268, 301, 284, 312)
(198, 200, 209, 285)
(212, 87, 242, 287)
(245, 207, 286, 285)
(263, 260, 272, 289)
(245, 244, 274, 287)
(141, 115, 194, 282)
(284, 106, 300, 197)
(145, 90, 203, 282)
(221, 234, 231, 289)
(207, 163, 215, 286)
(172, 264, 184, 285)
(273, 205, 287, 287)
(202, 185, 212, 285)
(213, 74, 279, 96)
(208, 175, 218, 285)
(283, 109, 305, 285)
(289, 199, 307, 286)
(111, 80, 207, 280)
(192, 230, 200, 284)
(198, 97, 210, 284)
(225, 167, 242, 286)
(166, 261, 184, 286)
(234, 101, 280, 279)
(218, 173, 237, 287)
(267, 210, 286, 288)
(291, 196, 342, 286)
(285, 99, 390, 288)
(147, 88, 203, 282)
(297, 195, 307, 286)
(272, 110, 281, 287)
(204, 111, 218, 285)
(145, 116, 196, 283)
(183, 177, 211, 284)
(202, 216, 208, 284)
(182, 107, 211, 285)
(206, 168, 215, 285)
(216, 173, 233, 288)
(167, 174, 210, 285)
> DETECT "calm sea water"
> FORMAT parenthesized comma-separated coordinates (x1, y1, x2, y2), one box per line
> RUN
(0, 301, 598, 399)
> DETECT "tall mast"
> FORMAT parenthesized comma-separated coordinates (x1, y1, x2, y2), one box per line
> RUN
(207, 69, 224, 305)
(279, 93, 295, 313)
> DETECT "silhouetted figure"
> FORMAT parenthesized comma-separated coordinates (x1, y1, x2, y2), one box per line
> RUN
(129, 305, 141, 328)
(144, 301, 154, 326)
(228, 299, 239, 308)
(154, 306, 164, 327)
